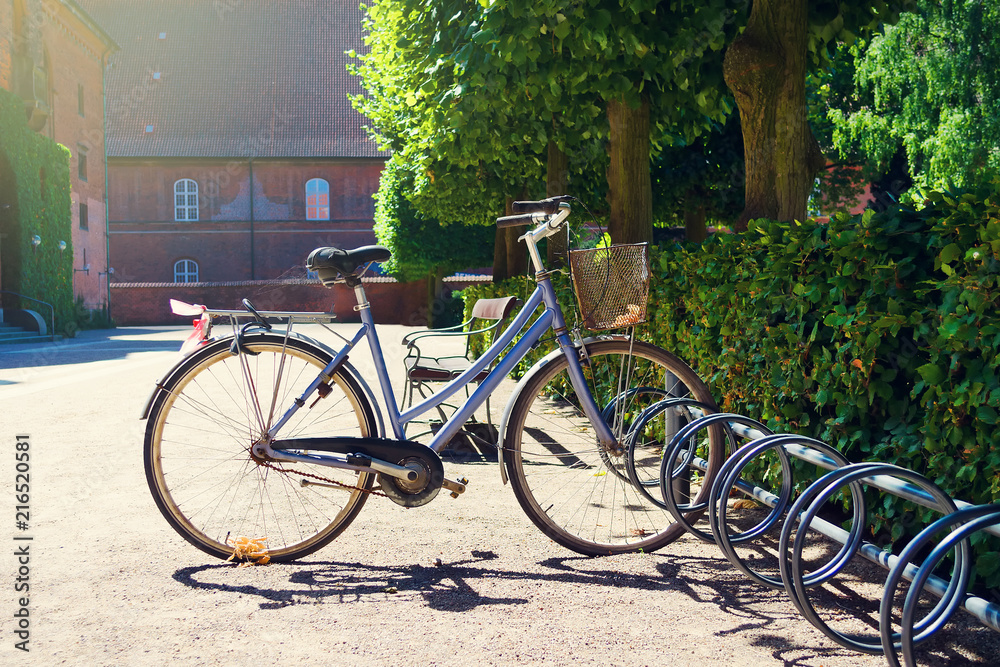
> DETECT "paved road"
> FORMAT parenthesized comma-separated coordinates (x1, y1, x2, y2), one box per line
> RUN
(0, 327, 995, 665)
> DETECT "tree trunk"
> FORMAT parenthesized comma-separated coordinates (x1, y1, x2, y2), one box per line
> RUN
(493, 196, 527, 281)
(606, 96, 653, 245)
(722, 0, 826, 231)
(425, 266, 445, 328)
(505, 225, 526, 277)
(546, 140, 569, 267)
(492, 226, 508, 282)
(683, 202, 707, 243)
(504, 196, 528, 278)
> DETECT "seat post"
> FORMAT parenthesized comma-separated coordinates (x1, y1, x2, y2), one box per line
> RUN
(343, 275, 371, 312)
(352, 282, 370, 312)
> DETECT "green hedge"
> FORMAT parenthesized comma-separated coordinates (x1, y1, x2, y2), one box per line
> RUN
(465, 187, 1000, 583)
(0, 88, 74, 331)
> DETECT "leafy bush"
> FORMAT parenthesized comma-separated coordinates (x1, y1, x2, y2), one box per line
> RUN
(465, 185, 1000, 583)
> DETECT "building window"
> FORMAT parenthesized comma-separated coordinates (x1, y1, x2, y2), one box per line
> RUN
(78, 83, 85, 116)
(306, 178, 329, 220)
(174, 179, 199, 221)
(78, 146, 88, 181)
(173, 259, 198, 283)
(79, 202, 88, 230)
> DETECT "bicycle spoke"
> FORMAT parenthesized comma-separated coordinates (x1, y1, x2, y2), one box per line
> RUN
(505, 340, 719, 555)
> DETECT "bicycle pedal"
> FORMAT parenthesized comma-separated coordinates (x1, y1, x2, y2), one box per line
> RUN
(441, 477, 468, 498)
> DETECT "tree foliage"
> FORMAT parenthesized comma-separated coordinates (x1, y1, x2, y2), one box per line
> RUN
(351, 0, 547, 226)
(830, 0, 1000, 190)
(372, 155, 494, 284)
(478, 0, 741, 243)
(353, 0, 743, 246)
(472, 0, 738, 140)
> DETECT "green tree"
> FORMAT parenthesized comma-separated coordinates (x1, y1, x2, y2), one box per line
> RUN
(830, 0, 1000, 191)
(352, 0, 552, 279)
(476, 0, 740, 244)
(722, 0, 913, 229)
(373, 155, 495, 325)
(354, 0, 741, 255)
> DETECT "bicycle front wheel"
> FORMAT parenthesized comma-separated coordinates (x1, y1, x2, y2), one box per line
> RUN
(504, 338, 722, 555)
(144, 334, 377, 562)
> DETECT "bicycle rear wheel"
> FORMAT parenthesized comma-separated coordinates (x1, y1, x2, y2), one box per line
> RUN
(144, 334, 377, 562)
(504, 338, 722, 555)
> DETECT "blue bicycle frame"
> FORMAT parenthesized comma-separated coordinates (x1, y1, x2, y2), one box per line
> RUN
(263, 216, 618, 461)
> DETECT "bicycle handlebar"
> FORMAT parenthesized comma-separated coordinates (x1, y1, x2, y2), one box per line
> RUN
(495, 199, 571, 274)
(496, 212, 544, 228)
(496, 195, 573, 229)
(511, 195, 573, 214)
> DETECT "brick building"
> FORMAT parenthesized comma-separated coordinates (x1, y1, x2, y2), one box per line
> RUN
(0, 0, 116, 313)
(79, 0, 392, 323)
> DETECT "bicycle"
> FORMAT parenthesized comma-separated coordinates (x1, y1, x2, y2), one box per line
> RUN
(142, 196, 724, 562)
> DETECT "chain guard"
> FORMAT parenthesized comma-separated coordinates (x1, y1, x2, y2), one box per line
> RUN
(271, 437, 444, 508)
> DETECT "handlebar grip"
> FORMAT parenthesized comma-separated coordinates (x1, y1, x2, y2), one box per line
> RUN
(496, 213, 538, 228)
(511, 195, 572, 214)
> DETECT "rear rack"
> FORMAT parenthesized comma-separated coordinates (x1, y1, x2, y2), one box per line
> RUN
(204, 308, 338, 323)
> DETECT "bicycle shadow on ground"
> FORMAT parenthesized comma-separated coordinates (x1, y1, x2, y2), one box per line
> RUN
(172, 551, 675, 612)
(173, 550, 744, 612)
(174, 550, 530, 612)
(170, 550, 785, 615)
(172, 548, 869, 662)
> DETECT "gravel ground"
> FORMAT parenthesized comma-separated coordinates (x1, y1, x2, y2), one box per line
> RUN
(1, 325, 997, 666)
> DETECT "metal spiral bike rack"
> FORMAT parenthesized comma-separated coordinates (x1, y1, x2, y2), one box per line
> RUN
(626, 401, 1000, 666)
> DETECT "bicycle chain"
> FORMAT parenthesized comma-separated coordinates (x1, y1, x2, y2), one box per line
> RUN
(257, 459, 390, 498)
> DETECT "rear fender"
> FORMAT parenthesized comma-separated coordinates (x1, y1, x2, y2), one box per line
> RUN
(139, 332, 385, 438)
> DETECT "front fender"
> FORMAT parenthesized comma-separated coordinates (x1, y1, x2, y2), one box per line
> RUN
(496, 334, 628, 484)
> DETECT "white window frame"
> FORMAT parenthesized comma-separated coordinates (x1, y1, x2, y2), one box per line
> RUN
(173, 259, 199, 283)
(306, 178, 330, 221)
(174, 179, 199, 221)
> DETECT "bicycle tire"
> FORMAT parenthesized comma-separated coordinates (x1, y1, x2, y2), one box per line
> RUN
(144, 334, 378, 562)
(504, 338, 722, 555)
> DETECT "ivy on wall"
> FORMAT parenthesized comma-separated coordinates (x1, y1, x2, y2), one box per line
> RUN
(464, 186, 1000, 584)
(0, 87, 74, 331)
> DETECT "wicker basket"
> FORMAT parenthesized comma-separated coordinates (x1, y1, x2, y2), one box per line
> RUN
(568, 243, 649, 330)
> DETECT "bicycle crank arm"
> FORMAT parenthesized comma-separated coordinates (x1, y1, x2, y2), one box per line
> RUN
(441, 477, 468, 499)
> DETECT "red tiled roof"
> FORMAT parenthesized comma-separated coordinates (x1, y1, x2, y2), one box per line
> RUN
(79, 0, 385, 159)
